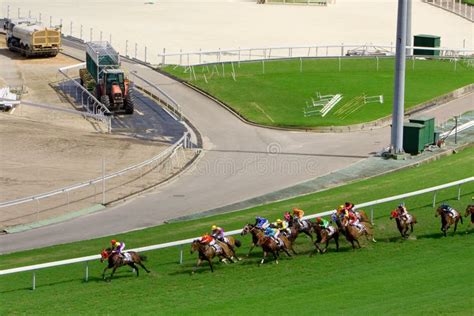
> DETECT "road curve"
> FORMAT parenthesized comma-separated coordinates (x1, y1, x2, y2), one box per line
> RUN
(1, 39, 472, 254)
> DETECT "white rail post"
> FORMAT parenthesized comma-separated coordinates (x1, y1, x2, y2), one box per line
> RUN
(457, 185, 461, 200)
(102, 157, 106, 205)
(341, 43, 344, 56)
(376, 56, 379, 71)
(370, 208, 374, 225)
(432, 191, 437, 207)
(32, 272, 36, 290)
(300, 57, 303, 72)
(162, 48, 166, 65)
(179, 245, 184, 264)
(238, 47, 241, 66)
(85, 261, 89, 282)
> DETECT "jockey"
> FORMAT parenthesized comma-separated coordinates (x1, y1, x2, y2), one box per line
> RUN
(344, 202, 355, 213)
(292, 207, 304, 220)
(111, 239, 125, 255)
(200, 234, 221, 252)
(255, 216, 270, 229)
(274, 218, 290, 236)
(440, 203, 456, 218)
(346, 212, 364, 232)
(316, 217, 330, 229)
(337, 205, 348, 218)
(264, 226, 282, 246)
(397, 203, 409, 221)
(211, 225, 226, 242)
(284, 211, 291, 223)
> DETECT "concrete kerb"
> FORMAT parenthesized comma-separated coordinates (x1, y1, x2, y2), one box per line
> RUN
(155, 66, 474, 133)
(166, 142, 473, 223)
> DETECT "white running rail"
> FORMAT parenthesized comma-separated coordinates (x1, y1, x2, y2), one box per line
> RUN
(1, 176, 472, 289)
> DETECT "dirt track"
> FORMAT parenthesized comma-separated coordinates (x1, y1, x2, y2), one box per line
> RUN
(0, 38, 191, 228)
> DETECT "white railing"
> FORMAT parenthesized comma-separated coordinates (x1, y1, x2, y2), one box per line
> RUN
(423, 0, 474, 22)
(158, 44, 474, 66)
(1, 176, 472, 289)
(0, 133, 190, 209)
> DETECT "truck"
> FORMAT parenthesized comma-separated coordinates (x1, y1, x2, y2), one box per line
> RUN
(3, 18, 61, 57)
(79, 42, 134, 114)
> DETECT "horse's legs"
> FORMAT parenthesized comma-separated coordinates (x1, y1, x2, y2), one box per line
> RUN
(303, 230, 314, 241)
(207, 259, 214, 272)
(129, 263, 139, 276)
(102, 266, 109, 280)
(260, 251, 268, 265)
(453, 219, 459, 235)
(334, 234, 340, 252)
(272, 251, 279, 264)
(109, 267, 118, 280)
(137, 261, 151, 273)
(192, 258, 202, 274)
(246, 243, 255, 258)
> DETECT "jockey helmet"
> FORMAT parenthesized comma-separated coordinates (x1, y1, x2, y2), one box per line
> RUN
(211, 225, 217, 230)
(338, 205, 344, 211)
(256, 216, 262, 220)
(276, 219, 282, 223)
(316, 217, 322, 222)
(399, 203, 405, 207)
(111, 239, 116, 245)
(345, 202, 351, 206)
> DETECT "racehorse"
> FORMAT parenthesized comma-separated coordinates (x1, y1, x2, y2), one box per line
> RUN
(465, 205, 474, 231)
(390, 210, 417, 238)
(311, 224, 339, 256)
(341, 217, 376, 250)
(211, 234, 242, 259)
(286, 215, 314, 241)
(435, 206, 463, 237)
(100, 248, 150, 280)
(241, 224, 295, 264)
(190, 239, 236, 273)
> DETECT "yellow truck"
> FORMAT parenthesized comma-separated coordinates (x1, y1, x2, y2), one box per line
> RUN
(3, 18, 61, 57)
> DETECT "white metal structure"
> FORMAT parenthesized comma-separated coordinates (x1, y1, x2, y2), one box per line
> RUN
(363, 95, 384, 104)
(0, 87, 20, 110)
(304, 94, 342, 117)
(1, 176, 472, 289)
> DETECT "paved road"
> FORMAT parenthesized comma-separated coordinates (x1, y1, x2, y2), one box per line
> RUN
(1, 39, 472, 254)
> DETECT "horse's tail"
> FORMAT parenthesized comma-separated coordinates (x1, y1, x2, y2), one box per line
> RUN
(234, 239, 241, 248)
(139, 255, 148, 262)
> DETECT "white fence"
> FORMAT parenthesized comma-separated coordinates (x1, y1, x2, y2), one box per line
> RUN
(158, 44, 474, 67)
(423, 0, 474, 21)
(1, 176, 472, 289)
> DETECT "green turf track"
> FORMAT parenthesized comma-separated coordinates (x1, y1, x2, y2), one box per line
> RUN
(1, 147, 473, 314)
(163, 58, 474, 128)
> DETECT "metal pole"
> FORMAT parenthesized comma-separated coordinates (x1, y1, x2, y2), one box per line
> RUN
(162, 48, 166, 65)
(391, 0, 408, 155)
(454, 115, 458, 144)
(457, 185, 461, 200)
(432, 191, 437, 207)
(85, 262, 89, 282)
(179, 246, 184, 264)
(406, 0, 412, 56)
(32, 272, 36, 290)
(102, 157, 106, 204)
(370, 209, 374, 225)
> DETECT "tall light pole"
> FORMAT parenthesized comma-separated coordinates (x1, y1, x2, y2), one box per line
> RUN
(391, 0, 408, 155)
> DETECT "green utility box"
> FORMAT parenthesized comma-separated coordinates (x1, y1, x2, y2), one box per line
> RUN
(403, 122, 426, 154)
(409, 116, 435, 145)
(414, 35, 440, 56)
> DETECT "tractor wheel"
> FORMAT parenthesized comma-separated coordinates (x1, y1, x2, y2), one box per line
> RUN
(124, 93, 135, 115)
(100, 95, 111, 112)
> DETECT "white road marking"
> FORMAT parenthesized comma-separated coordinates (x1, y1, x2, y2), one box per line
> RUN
(135, 109, 144, 116)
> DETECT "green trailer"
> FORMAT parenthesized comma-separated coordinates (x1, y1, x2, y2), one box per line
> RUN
(403, 122, 426, 154)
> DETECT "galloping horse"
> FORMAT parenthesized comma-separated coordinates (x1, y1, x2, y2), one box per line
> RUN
(100, 248, 150, 280)
(465, 205, 474, 231)
(311, 224, 339, 256)
(190, 239, 236, 273)
(390, 210, 417, 238)
(241, 224, 295, 264)
(435, 206, 463, 237)
(286, 215, 314, 241)
(341, 217, 376, 250)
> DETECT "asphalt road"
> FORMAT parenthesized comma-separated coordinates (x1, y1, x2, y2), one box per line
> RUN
(0, 39, 472, 254)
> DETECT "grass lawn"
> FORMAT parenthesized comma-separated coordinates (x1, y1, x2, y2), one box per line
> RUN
(1, 147, 473, 314)
(461, 0, 474, 5)
(163, 58, 474, 128)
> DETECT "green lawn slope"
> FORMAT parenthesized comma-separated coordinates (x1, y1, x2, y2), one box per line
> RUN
(163, 58, 473, 128)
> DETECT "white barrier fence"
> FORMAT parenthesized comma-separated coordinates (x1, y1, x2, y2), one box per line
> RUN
(423, 0, 474, 21)
(1, 176, 472, 289)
